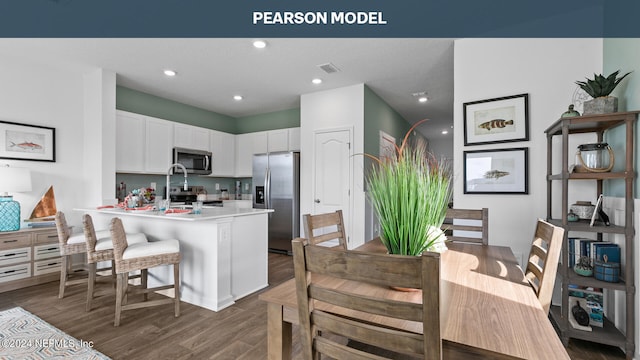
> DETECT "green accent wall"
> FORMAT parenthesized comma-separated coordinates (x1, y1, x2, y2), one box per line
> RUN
(603, 39, 640, 198)
(116, 86, 237, 133)
(363, 85, 412, 158)
(235, 108, 300, 133)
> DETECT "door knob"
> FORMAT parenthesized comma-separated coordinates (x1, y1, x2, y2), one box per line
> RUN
(314, 199, 320, 203)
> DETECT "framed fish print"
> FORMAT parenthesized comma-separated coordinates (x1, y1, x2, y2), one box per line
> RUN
(463, 93, 529, 146)
(463, 147, 528, 194)
(0, 121, 56, 162)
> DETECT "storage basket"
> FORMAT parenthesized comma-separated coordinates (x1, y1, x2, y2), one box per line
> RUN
(594, 255, 620, 283)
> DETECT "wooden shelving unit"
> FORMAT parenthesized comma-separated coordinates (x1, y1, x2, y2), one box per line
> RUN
(545, 111, 638, 358)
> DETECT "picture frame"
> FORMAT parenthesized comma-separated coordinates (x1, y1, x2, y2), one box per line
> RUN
(463, 93, 529, 146)
(0, 120, 56, 162)
(463, 147, 528, 194)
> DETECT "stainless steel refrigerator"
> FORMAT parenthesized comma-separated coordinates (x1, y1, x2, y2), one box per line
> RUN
(252, 151, 300, 254)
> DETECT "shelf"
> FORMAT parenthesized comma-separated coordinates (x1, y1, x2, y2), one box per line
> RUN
(547, 172, 631, 181)
(547, 219, 627, 234)
(565, 271, 628, 291)
(545, 111, 640, 136)
(550, 305, 628, 348)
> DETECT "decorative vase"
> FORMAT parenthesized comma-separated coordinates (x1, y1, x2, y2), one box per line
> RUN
(583, 96, 618, 115)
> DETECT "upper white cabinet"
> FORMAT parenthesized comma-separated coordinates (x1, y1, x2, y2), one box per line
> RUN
(174, 123, 210, 151)
(234, 128, 300, 177)
(116, 111, 146, 173)
(267, 129, 289, 152)
(116, 110, 173, 174)
(210, 130, 236, 177)
(145, 118, 173, 173)
(288, 127, 301, 151)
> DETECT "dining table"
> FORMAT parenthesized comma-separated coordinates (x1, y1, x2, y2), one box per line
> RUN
(258, 239, 570, 359)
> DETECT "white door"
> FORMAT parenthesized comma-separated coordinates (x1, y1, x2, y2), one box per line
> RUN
(313, 129, 352, 246)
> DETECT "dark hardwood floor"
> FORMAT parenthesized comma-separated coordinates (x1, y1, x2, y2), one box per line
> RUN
(0, 253, 627, 359)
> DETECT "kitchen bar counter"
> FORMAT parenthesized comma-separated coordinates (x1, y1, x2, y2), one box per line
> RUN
(76, 206, 273, 311)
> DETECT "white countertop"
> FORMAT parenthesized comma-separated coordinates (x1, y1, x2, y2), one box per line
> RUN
(77, 206, 273, 221)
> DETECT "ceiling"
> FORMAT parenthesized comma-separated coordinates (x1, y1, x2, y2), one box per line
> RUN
(0, 38, 454, 140)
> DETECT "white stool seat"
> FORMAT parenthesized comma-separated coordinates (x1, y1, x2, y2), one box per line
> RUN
(68, 229, 110, 245)
(123, 239, 180, 260)
(95, 232, 147, 251)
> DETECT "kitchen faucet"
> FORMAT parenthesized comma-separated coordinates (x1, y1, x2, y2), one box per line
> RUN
(166, 163, 188, 205)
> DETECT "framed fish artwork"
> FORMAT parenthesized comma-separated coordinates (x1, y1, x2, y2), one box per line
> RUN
(463, 147, 528, 194)
(0, 121, 55, 162)
(463, 93, 529, 146)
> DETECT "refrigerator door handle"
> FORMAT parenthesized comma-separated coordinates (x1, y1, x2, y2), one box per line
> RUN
(264, 167, 271, 209)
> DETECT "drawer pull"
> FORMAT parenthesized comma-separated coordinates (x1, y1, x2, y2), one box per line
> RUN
(47, 235, 58, 238)
(47, 262, 58, 266)
(3, 269, 15, 274)
(3, 240, 18, 243)
(47, 248, 57, 251)
(3, 253, 16, 257)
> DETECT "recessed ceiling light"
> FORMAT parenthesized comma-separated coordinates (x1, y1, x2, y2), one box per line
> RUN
(312, 78, 323, 85)
(253, 40, 267, 49)
(418, 97, 428, 103)
(164, 69, 176, 77)
(441, 130, 449, 135)
(233, 95, 243, 101)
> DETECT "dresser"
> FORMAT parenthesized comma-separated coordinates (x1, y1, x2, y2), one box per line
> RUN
(0, 227, 62, 293)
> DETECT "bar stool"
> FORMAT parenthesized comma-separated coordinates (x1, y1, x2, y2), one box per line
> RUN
(55, 211, 104, 299)
(109, 217, 181, 326)
(82, 214, 148, 312)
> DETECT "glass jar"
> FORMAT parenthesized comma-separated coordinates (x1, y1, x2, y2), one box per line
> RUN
(575, 143, 614, 172)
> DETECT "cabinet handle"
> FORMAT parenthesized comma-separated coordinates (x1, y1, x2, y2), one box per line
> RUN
(3, 253, 15, 257)
(3, 239, 18, 243)
(3, 269, 15, 274)
(47, 235, 57, 238)
(48, 263, 58, 266)
(47, 247, 57, 251)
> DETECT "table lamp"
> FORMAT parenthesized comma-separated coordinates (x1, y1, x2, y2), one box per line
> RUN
(0, 165, 32, 231)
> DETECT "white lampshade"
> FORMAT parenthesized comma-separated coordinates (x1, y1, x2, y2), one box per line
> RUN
(0, 166, 32, 195)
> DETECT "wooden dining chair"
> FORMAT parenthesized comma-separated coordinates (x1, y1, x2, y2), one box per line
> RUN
(292, 237, 442, 359)
(440, 208, 488, 245)
(524, 219, 565, 315)
(302, 210, 347, 249)
(55, 211, 89, 299)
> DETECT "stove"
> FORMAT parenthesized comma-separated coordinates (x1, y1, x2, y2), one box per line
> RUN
(165, 185, 223, 207)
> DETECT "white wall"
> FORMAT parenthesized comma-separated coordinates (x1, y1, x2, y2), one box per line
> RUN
(453, 38, 602, 260)
(0, 54, 114, 229)
(300, 84, 366, 249)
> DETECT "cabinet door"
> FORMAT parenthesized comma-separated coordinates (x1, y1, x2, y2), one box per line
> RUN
(174, 124, 209, 151)
(210, 130, 235, 177)
(268, 129, 289, 152)
(116, 111, 146, 173)
(146, 117, 173, 173)
(288, 128, 301, 151)
(235, 132, 268, 177)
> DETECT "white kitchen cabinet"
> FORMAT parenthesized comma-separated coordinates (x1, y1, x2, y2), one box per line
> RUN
(267, 129, 289, 152)
(174, 123, 210, 151)
(145, 117, 174, 173)
(235, 132, 268, 177)
(210, 130, 235, 177)
(288, 127, 301, 151)
(116, 111, 146, 172)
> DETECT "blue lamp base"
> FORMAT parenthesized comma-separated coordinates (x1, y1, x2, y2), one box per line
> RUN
(0, 196, 20, 232)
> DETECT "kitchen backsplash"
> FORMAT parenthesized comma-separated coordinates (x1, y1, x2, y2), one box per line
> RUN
(116, 173, 252, 199)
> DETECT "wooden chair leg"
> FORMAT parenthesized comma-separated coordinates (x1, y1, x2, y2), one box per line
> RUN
(86, 262, 96, 312)
(142, 269, 148, 301)
(123, 272, 129, 305)
(114, 273, 125, 327)
(111, 260, 116, 289)
(174, 263, 180, 317)
(58, 255, 69, 299)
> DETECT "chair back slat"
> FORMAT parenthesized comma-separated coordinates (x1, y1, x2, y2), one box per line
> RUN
(292, 238, 442, 359)
(303, 210, 347, 249)
(441, 208, 488, 245)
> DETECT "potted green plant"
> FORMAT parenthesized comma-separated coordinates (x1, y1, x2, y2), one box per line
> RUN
(365, 119, 452, 256)
(575, 70, 632, 114)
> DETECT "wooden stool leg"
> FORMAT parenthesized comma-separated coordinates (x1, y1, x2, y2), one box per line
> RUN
(142, 269, 148, 301)
(111, 260, 116, 289)
(174, 263, 180, 317)
(86, 262, 96, 312)
(114, 273, 125, 327)
(58, 255, 69, 299)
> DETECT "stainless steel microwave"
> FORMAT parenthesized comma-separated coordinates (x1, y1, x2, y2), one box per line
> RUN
(172, 147, 212, 175)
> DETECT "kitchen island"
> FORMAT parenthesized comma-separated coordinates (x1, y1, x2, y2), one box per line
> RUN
(76, 207, 273, 311)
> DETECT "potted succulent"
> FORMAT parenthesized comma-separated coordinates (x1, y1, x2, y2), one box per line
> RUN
(575, 70, 632, 114)
(366, 119, 452, 256)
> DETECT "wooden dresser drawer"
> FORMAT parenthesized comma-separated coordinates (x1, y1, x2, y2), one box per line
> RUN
(34, 243, 60, 260)
(0, 263, 31, 283)
(0, 233, 31, 250)
(34, 258, 62, 276)
(0, 247, 31, 267)
(34, 230, 59, 245)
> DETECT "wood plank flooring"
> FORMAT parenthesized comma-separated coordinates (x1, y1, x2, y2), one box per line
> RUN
(0, 253, 627, 359)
